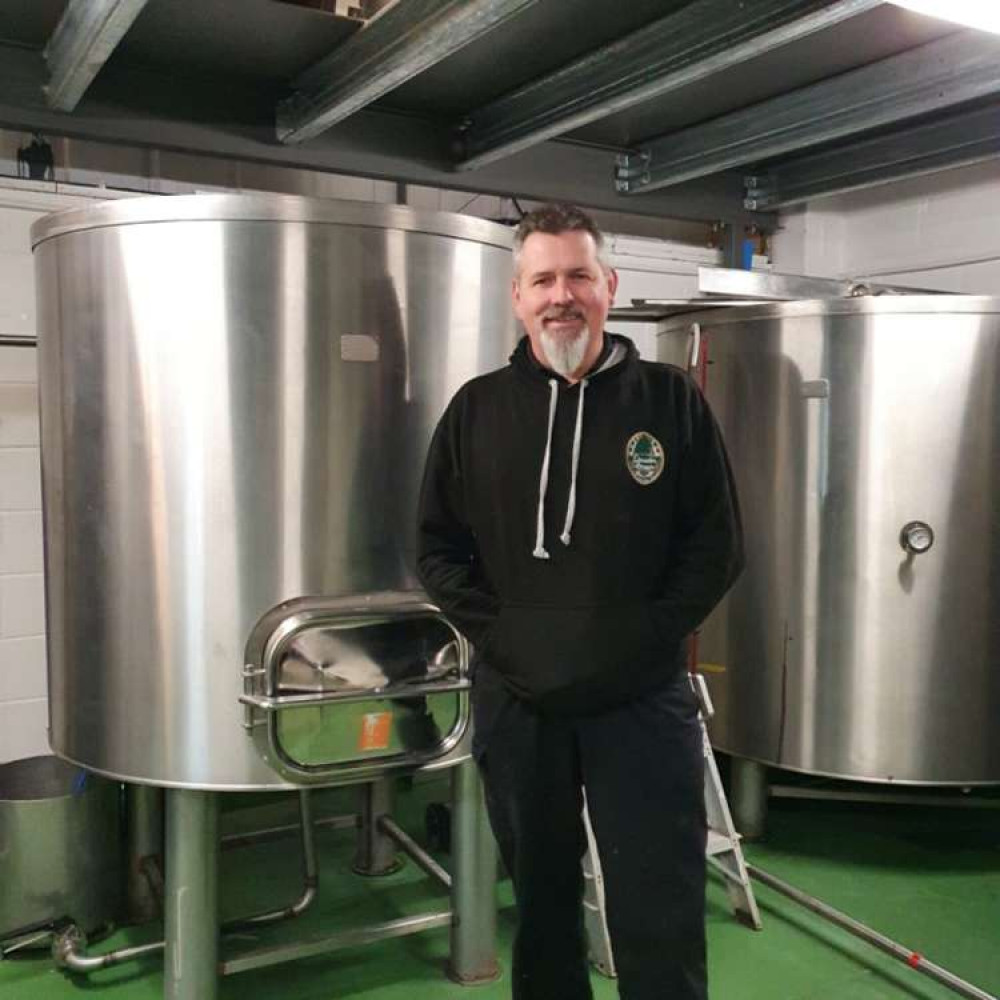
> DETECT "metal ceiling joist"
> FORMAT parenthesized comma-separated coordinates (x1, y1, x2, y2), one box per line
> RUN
(744, 103, 1000, 210)
(277, 0, 538, 145)
(44, 0, 149, 112)
(455, 0, 882, 172)
(0, 44, 760, 226)
(617, 30, 1000, 195)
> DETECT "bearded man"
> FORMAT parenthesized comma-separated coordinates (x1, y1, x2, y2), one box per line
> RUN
(417, 203, 743, 1000)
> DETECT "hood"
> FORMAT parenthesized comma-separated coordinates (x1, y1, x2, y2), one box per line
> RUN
(509, 332, 637, 385)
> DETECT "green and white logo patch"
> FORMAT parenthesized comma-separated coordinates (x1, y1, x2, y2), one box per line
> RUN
(626, 431, 665, 485)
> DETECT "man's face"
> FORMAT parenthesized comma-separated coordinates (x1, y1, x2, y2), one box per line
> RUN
(512, 230, 618, 380)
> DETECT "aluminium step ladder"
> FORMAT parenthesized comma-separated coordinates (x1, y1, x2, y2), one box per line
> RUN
(583, 672, 762, 978)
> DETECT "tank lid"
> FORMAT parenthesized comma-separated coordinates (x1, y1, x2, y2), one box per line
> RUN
(30, 193, 515, 251)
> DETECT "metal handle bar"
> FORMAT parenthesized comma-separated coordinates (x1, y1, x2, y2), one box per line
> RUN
(689, 671, 715, 720)
(240, 678, 471, 713)
(688, 322, 701, 369)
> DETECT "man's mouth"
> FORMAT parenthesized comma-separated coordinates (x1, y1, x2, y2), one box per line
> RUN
(543, 312, 584, 328)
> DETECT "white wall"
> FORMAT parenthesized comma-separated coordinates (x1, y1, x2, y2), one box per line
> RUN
(606, 236, 727, 358)
(0, 341, 47, 762)
(0, 183, 129, 761)
(0, 198, 51, 760)
(771, 159, 1000, 292)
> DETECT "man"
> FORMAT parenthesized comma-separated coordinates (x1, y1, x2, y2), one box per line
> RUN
(417, 203, 743, 1000)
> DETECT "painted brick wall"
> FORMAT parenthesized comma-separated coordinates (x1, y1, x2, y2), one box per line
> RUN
(0, 184, 119, 762)
(771, 160, 1000, 292)
(0, 344, 46, 761)
(0, 194, 48, 761)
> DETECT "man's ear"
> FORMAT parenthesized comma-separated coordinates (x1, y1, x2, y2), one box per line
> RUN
(607, 267, 619, 303)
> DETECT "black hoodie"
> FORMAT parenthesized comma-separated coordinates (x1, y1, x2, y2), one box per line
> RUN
(416, 333, 743, 716)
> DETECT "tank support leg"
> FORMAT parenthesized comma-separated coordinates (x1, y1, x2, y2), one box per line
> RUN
(164, 789, 219, 1000)
(354, 779, 400, 875)
(449, 757, 499, 984)
(127, 784, 164, 925)
(731, 757, 768, 840)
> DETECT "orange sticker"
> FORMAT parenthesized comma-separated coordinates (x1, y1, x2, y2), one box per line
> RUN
(359, 711, 393, 751)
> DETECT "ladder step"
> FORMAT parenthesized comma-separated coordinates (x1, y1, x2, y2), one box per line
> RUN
(707, 830, 738, 857)
(709, 857, 751, 885)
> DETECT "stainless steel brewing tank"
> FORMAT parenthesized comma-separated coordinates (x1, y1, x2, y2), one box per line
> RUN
(658, 297, 1000, 783)
(32, 195, 515, 790)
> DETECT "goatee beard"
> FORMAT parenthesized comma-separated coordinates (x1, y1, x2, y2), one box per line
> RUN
(541, 330, 588, 379)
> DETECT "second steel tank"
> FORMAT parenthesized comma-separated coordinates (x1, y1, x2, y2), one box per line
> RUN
(658, 296, 1000, 784)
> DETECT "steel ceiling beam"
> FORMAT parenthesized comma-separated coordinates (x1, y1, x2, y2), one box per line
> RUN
(44, 0, 149, 112)
(277, 0, 538, 145)
(0, 45, 762, 226)
(744, 103, 1000, 210)
(617, 30, 1000, 195)
(455, 0, 882, 172)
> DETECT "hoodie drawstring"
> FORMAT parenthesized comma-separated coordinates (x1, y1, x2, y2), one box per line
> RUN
(533, 378, 559, 559)
(560, 378, 587, 546)
(532, 377, 589, 558)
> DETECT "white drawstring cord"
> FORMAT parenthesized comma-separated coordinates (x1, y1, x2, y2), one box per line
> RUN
(560, 377, 588, 546)
(533, 378, 559, 559)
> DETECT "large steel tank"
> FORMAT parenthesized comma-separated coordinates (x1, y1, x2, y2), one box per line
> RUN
(32, 195, 515, 790)
(658, 296, 1000, 784)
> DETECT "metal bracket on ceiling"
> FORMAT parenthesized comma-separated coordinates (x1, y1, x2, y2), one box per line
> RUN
(743, 102, 1000, 211)
(613, 151, 651, 194)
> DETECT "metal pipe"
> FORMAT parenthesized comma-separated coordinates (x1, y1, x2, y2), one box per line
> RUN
(53, 924, 164, 973)
(56, 907, 456, 980)
(226, 790, 318, 928)
(54, 790, 325, 973)
(2, 928, 56, 957)
(354, 780, 400, 876)
(448, 757, 499, 983)
(126, 784, 164, 925)
(54, 787, 463, 979)
(747, 864, 998, 1000)
(164, 789, 219, 1000)
(377, 815, 452, 890)
(220, 812, 356, 850)
(731, 757, 768, 840)
(221, 911, 453, 976)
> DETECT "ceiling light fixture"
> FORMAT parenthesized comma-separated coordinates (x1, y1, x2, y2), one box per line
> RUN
(887, 1, 1000, 34)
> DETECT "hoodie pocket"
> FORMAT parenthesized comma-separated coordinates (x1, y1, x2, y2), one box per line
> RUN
(487, 602, 670, 710)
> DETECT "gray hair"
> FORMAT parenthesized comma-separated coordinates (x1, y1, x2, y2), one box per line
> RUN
(512, 203, 609, 276)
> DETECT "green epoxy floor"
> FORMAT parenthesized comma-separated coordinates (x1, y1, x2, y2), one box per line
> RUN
(2, 779, 998, 999)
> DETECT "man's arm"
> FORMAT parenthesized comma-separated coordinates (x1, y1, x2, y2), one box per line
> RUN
(416, 395, 500, 648)
(650, 379, 744, 650)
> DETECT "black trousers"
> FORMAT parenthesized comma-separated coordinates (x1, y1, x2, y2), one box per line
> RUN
(474, 669, 707, 1000)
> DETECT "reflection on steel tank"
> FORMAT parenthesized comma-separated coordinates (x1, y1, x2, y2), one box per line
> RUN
(658, 297, 1000, 784)
(32, 195, 516, 790)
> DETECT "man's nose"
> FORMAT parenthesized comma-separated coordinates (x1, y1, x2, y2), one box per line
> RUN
(550, 276, 574, 303)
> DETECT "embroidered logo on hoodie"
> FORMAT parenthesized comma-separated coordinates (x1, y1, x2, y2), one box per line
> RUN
(626, 431, 665, 485)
